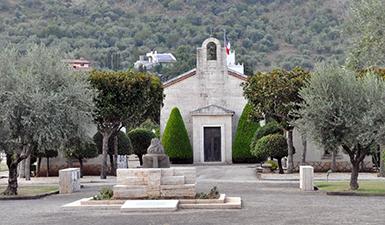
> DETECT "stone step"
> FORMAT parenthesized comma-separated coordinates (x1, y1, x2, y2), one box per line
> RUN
(160, 184, 196, 198)
(120, 200, 179, 212)
(179, 197, 242, 209)
(161, 176, 185, 185)
(117, 176, 147, 185)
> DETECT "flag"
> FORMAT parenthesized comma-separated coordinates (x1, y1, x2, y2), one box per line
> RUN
(224, 30, 231, 55)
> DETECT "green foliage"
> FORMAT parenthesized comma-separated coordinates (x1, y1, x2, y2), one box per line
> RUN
(232, 104, 260, 163)
(140, 119, 160, 138)
(345, 0, 385, 69)
(295, 62, 385, 189)
(162, 107, 193, 163)
(0, 0, 346, 75)
(0, 45, 95, 194)
(266, 160, 278, 171)
(250, 121, 283, 152)
(252, 134, 288, 161)
(92, 187, 113, 200)
(93, 131, 133, 156)
(243, 67, 311, 128)
(127, 128, 156, 164)
(64, 137, 98, 161)
(195, 186, 220, 199)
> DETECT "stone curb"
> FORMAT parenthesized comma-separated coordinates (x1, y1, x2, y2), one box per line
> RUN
(0, 190, 59, 200)
(326, 191, 385, 197)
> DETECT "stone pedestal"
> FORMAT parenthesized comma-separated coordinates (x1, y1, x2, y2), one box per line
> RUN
(128, 154, 140, 168)
(142, 154, 170, 168)
(300, 165, 314, 191)
(113, 167, 196, 199)
(59, 168, 81, 194)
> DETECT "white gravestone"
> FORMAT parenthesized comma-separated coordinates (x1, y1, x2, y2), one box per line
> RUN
(117, 155, 128, 168)
(300, 165, 314, 191)
(59, 168, 81, 194)
(127, 154, 140, 168)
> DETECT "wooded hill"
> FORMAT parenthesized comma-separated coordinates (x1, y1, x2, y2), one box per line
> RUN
(0, 0, 348, 78)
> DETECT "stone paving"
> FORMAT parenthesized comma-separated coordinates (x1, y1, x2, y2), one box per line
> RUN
(0, 165, 385, 225)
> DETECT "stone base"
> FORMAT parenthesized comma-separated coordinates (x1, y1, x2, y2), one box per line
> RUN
(59, 168, 81, 194)
(121, 200, 179, 212)
(113, 167, 196, 199)
(142, 154, 170, 168)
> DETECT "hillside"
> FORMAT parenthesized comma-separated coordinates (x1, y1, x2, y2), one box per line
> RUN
(0, 0, 348, 78)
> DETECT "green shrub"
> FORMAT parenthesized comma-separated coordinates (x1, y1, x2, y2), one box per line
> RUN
(252, 134, 288, 174)
(232, 104, 260, 163)
(250, 121, 283, 151)
(266, 160, 278, 171)
(93, 187, 113, 200)
(127, 128, 156, 165)
(162, 107, 193, 163)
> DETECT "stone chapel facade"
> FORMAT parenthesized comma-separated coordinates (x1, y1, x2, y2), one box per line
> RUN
(160, 37, 247, 164)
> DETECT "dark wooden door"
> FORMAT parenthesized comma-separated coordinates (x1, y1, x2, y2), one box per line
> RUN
(204, 127, 221, 162)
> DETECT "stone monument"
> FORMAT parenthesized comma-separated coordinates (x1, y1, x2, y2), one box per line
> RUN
(142, 138, 170, 168)
(300, 165, 314, 191)
(113, 139, 196, 199)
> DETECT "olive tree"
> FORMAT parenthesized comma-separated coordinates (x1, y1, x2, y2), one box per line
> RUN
(243, 67, 310, 173)
(0, 46, 95, 195)
(295, 63, 385, 190)
(89, 70, 163, 179)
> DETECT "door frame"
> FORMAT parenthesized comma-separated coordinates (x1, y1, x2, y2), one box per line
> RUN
(201, 124, 225, 163)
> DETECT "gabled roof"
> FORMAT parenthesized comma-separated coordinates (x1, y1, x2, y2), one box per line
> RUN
(163, 68, 248, 88)
(191, 104, 235, 116)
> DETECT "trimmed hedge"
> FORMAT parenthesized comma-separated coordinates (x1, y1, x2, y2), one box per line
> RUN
(232, 104, 261, 163)
(251, 134, 288, 174)
(127, 128, 156, 165)
(250, 120, 283, 151)
(162, 107, 193, 163)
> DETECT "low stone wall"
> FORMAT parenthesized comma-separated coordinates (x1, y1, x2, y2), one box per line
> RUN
(113, 167, 196, 199)
(293, 161, 374, 172)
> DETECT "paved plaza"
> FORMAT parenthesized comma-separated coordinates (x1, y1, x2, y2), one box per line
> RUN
(1, 165, 385, 225)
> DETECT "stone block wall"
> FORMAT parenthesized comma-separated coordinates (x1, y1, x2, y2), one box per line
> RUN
(113, 167, 196, 199)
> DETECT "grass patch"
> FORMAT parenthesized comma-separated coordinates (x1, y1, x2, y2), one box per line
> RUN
(0, 163, 8, 172)
(315, 181, 385, 194)
(0, 185, 58, 197)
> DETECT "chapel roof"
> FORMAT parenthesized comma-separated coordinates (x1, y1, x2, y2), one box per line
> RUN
(163, 68, 247, 88)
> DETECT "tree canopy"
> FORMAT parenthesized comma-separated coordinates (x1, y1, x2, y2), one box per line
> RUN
(295, 63, 385, 190)
(0, 45, 95, 195)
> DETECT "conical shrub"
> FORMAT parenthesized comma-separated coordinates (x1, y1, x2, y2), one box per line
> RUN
(232, 103, 260, 163)
(162, 107, 193, 163)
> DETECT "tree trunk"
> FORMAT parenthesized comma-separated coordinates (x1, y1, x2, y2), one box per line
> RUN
(331, 150, 337, 172)
(138, 154, 143, 166)
(101, 133, 110, 179)
(286, 129, 294, 173)
(19, 159, 25, 178)
(25, 154, 31, 181)
(350, 162, 360, 190)
(277, 158, 284, 174)
(109, 154, 114, 174)
(301, 135, 307, 165)
(79, 158, 83, 178)
(379, 146, 385, 177)
(113, 135, 118, 176)
(46, 157, 50, 177)
(3, 154, 18, 195)
(37, 157, 42, 177)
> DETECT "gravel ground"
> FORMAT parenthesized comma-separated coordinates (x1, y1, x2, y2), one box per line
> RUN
(0, 165, 384, 225)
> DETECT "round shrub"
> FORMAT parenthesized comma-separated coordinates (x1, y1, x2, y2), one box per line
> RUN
(162, 107, 193, 163)
(127, 128, 156, 165)
(252, 134, 288, 174)
(250, 120, 283, 151)
(232, 104, 260, 163)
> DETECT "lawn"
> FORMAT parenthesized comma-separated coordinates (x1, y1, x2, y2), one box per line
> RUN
(315, 181, 385, 194)
(0, 185, 58, 197)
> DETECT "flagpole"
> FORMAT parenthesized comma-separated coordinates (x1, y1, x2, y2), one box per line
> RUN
(223, 29, 226, 48)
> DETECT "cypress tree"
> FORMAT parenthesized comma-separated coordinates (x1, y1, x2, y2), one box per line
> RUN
(162, 107, 193, 163)
(232, 104, 260, 163)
